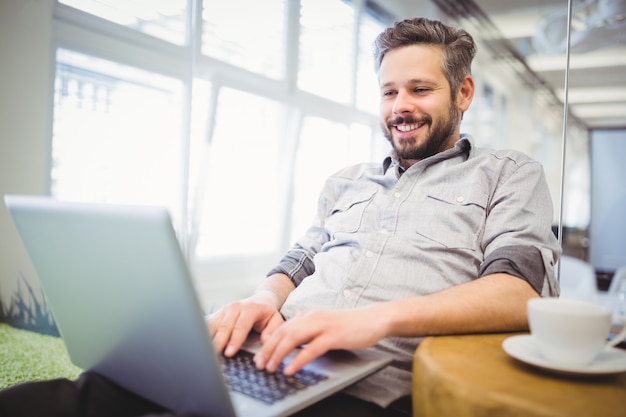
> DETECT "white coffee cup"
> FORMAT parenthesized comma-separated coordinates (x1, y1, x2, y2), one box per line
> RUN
(527, 297, 626, 366)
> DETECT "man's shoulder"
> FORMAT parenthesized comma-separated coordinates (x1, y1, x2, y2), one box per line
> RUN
(470, 146, 538, 168)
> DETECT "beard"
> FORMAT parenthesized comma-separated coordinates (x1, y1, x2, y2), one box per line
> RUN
(381, 102, 460, 161)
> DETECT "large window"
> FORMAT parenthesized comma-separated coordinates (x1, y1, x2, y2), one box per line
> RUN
(52, 0, 393, 306)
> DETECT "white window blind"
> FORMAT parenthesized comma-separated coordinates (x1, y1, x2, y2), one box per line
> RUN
(201, 0, 286, 79)
(59, 0, 188, 45)
(194, 87, 286, 258)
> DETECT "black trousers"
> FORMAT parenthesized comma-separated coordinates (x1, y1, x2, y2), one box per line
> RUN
(0, 371, 411, 417)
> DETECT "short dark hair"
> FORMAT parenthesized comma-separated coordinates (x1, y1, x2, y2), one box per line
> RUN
(373, 17, 477, 95)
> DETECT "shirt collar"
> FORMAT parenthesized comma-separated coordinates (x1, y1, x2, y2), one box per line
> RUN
(382, 134, 474, 174)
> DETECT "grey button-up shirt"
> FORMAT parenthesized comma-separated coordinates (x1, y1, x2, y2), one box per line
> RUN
(270, 135, 561, 407)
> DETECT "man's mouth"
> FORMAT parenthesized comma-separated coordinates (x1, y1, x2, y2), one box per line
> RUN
(394, 122, 423, 132)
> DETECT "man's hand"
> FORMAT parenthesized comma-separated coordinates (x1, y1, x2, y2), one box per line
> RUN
(253, 307, 388, 375)
(207, 273, 295, 357)
(208, 297, 286, 357)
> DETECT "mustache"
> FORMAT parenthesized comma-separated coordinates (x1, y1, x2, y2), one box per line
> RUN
(386, 115, 432, 127)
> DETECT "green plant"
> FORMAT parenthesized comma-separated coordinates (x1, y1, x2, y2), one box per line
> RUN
(0, 273, 59, 337)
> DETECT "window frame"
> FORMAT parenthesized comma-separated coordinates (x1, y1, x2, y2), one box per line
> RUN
(51, 0, 394, 307)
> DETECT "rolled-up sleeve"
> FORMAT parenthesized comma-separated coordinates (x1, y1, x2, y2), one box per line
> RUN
(266, 243, 316, 286)
(480, 156, 560, 296)
(479, 245, 545, 294)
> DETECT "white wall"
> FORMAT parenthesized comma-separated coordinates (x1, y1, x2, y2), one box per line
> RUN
(383, 0, 440, 18)
(0, 0, 54, 314)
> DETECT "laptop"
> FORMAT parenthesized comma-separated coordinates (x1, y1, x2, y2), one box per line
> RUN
(4, 195, 392, 417)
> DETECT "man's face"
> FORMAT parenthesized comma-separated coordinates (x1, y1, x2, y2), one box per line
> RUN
(378, 45, 470, 165)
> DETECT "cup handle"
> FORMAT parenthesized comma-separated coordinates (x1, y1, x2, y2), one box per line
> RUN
(607, 315, 626, 348)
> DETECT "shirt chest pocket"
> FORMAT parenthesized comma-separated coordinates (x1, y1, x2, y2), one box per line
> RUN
(415, 188, 488, 250)
(325, 188, 377, 237)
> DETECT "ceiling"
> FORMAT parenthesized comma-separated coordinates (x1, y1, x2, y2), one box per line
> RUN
(437, 0, 626, 130)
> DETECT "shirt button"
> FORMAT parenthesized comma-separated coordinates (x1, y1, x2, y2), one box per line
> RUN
(343, 289, 351, 298)
(456, 196, 465, 203)
(365, 250, 374, 258)
(394, 192, 401, 198)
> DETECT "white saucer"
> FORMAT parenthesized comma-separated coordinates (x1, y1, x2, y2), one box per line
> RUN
(502, 335, 626, 376)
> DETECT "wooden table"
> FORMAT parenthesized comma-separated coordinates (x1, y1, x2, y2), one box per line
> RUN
(412, 333, 626, 417)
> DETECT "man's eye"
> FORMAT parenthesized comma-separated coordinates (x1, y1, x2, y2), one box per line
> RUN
(414, 88, 429, 94)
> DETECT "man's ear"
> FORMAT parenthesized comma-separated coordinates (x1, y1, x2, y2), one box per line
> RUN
(457, 75, 475, 112)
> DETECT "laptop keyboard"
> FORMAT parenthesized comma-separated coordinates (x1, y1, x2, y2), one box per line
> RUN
(221, 350, 329, 404)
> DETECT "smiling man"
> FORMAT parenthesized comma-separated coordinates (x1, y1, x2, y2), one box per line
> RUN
(0, 17, 561, 417)
(210, 17, 561, 417)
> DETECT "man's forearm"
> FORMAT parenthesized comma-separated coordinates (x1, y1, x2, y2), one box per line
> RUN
(374, 273, 539, 338)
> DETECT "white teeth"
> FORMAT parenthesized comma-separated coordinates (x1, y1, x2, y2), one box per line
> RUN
(396, 123, 419, 132)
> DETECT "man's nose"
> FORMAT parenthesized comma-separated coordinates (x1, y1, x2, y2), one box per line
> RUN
(392, 90, 414, 115)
